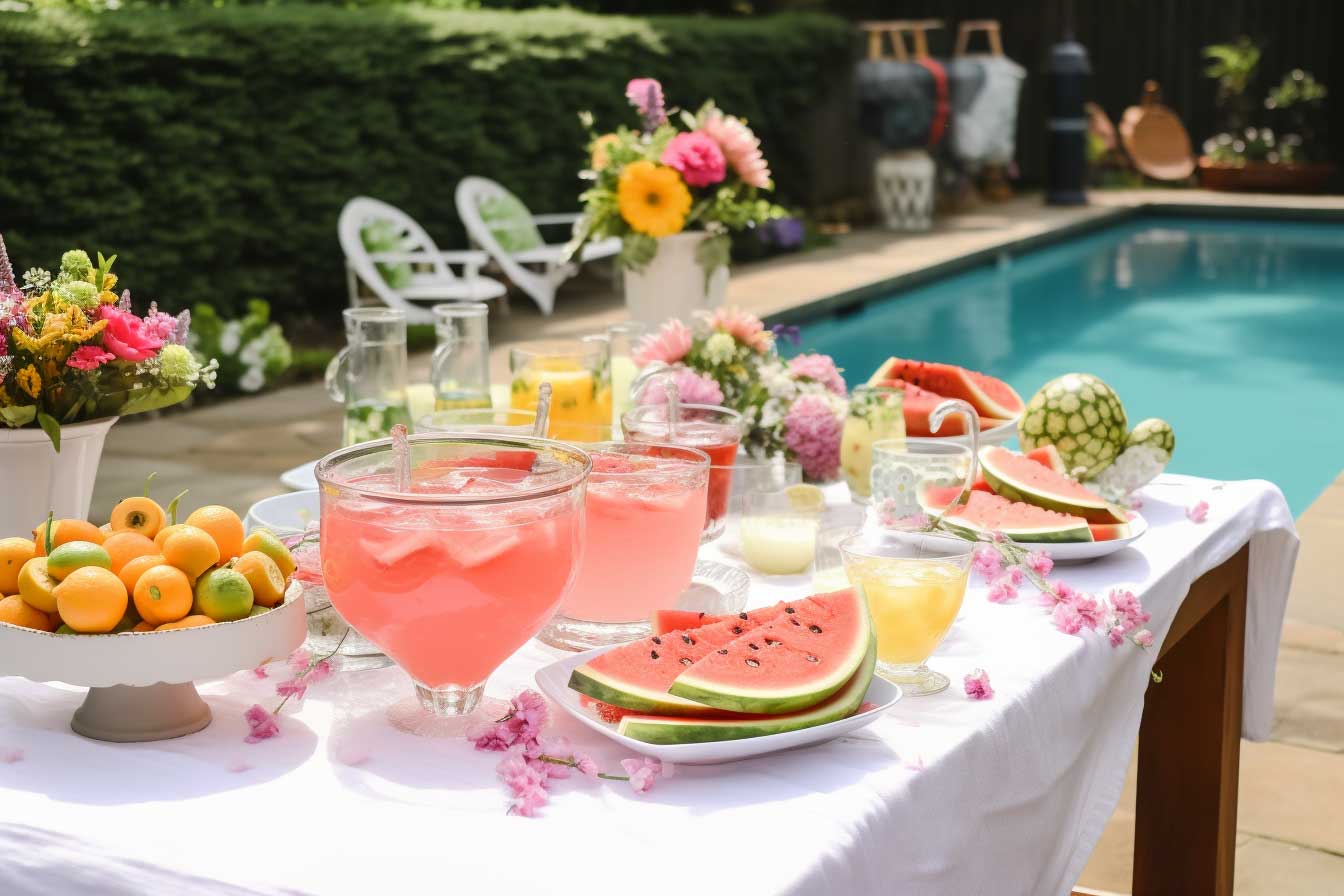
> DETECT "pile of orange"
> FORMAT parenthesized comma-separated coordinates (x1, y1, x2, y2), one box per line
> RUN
(0, 495, 296, 635)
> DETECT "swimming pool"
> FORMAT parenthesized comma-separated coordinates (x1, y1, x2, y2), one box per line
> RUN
(783, 216, 1344, 514)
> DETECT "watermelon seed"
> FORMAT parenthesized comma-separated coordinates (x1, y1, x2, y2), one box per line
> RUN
(748, 643, 759, 650)
(651, 636, 661, 645)
(738, 613, 749, 620)
(784, 607, 796, 614)
(650, 650, 659, 660)
(789, 618, 801, 627)
(679, 657, 692, 666)
(806, 655, 819, 663)
(809, 624, 823, 633)
(746, 659, 760, 667)
(717, 649, 728, 655)
(681, 634, 694, 645)
(731, 626, 743, 634)
(765, 638, 781, 646)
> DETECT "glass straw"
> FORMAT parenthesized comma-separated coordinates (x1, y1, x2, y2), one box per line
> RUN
(390, 423, 411, 492)
(533, 381, 553, 438)
(663, 377, 680, 441)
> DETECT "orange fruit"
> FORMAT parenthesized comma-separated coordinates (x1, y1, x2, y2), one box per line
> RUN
(0, 537, 36, 595)
(17, 557, 60, 614)
(109, 496, 167, 539)
(33, 518, 105, 555)
(133, 565, 194, 626)
(132, 621, 156, 632)
(118, 553, 168, 594)
(53, 566, 128, 633)
(192, 567, 254, 622)
(46, 541, 113, 581)
(185, 505, 245, 563)
(102, 531, 158, 574)
(0, 594, 56, 631)
(234, 551, 287, 607)
(153, 523, 188, 551)
(156, 614, 214, 631)
(47, 611, 63, 629)
(161, 526, 221, 579)
(100, 523, 114, 536)
(240, 530, 297, 580)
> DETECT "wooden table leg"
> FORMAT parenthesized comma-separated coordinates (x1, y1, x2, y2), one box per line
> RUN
(1131, 546, 1249, 896)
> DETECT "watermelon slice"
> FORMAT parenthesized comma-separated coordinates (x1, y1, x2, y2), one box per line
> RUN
(617, 638, 876, 744)
(970, 445, 1066, 492)
(668, 587, 873, 715)
(979, 446, 1129, 524)
(651, 606, 783, 637)
(1088, 521, 1133, 542)
(567, 615, 781, 715)
(930, 491, 1093, 543)
(869, 358, 1024, 420)
(872, 378, 1008, 437)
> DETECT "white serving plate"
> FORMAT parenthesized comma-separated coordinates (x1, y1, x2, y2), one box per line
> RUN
(246, 489, 320, 536)
(1043, 512, 1149, 562)
(0, 582, 306, 742)
(280, 459, 319, 491)
(535, 645, 901, 765)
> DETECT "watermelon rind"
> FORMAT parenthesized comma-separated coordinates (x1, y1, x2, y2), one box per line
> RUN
(617, 637, 877, 745)
(979, 446, 1128, 525)
(867, 357, 1024, 420)
(667, 587, 873, 715)
(939, 511, 1093, 544)
(567, 665, 723, 716)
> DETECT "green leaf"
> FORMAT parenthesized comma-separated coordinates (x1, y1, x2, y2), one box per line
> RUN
(695, 233, 732, 290)
(37, 412, 62, 453)
(618, 233, 658, 272)
(0, 405, 37, 428)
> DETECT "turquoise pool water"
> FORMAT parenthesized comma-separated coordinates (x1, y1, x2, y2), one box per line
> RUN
(783, 216, 1344, 514)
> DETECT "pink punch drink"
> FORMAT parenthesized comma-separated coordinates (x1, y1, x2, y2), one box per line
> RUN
(539, 443, 709, 650)
(317, 435, 590, 723)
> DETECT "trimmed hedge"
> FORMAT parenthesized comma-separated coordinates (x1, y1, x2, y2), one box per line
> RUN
(0, 8, 853, 318)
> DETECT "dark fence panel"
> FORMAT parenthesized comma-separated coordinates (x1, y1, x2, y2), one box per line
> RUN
(834, 0, 1339, 187)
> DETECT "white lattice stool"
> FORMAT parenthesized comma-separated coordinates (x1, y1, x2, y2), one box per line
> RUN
(874, 150, 936, 231)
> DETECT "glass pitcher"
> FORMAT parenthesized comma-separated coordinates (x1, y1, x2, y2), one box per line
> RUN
(325, 308, 412, 446)
(606, 322, 645, 427)
(431, 302, 492, 412)
(508, 338, 611, 442)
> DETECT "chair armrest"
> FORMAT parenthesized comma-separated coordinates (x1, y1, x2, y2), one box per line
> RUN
(437, 249, 490, 279)
(530, 213, 582, 227)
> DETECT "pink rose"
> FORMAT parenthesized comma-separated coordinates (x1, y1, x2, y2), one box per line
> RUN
(661, 131, 727, 188)
(97, 305, 163, 362)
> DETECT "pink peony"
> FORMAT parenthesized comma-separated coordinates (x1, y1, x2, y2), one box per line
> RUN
(783, 393, 843, 482)
(707, 306, 772, 352)
(963, 668, 994, 700)
(788, 353, 846, 395)
(701, 109, 772, 189)
(633, 319, 692, 367)
(66, 345, 115, 371)
(625, 78, 666, 128)
(637, 367, 724, 407)
(243, 704, 279, 743)
(661, 132, 727, 188)
(96, 304, 163, 362)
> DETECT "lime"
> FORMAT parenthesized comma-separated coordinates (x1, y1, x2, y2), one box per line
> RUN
(785, 484, 826, 513)
(46, 541, 113, 581)
(192, 568, 255, 622)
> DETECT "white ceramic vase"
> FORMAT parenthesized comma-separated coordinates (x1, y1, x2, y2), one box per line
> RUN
(623, 232, 730, 328)
(0, 417, 117, 538)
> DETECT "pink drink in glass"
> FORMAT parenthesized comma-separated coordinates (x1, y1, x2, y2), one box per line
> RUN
(622, 403, 743, 541)
(540, 443, 708, 650)
(317, 436, 590, 727)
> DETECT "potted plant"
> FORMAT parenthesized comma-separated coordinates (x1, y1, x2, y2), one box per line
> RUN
(0, 235, 217, 534)
(570, 79, 788, 326)
(1198, 38, 1335, 192)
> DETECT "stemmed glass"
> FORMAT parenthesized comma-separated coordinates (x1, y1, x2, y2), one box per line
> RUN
(315, 434, 591, 735)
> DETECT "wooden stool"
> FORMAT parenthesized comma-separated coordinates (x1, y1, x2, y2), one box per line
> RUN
(859, 19, 945, 62)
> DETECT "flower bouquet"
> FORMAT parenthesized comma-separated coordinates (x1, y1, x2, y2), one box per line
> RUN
(0, 235, 217, 449)
(633, 307, 848, 481)
(570, 78, 787, 280)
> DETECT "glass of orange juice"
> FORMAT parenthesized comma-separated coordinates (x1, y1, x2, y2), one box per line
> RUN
(840, 531, 971, 696)
(509, 339, 611, 442)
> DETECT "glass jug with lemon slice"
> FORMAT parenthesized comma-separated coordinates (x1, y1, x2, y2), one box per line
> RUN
(509, 339, 612, 442)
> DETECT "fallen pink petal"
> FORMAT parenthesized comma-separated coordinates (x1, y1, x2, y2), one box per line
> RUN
(243, 704, 280, 743)
(0, 748, 23, 764)
(1187, 500, 1210, 523)
(964, 668, 994, 700)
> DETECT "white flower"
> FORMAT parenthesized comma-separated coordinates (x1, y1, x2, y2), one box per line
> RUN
(219, 321, 243, 355)
(759, 398, 786, 430)
(238, 366, 265, 393)
(760, 361, 798, 401)
(238, 337, 263, 367)
(703, 332, 736, 365)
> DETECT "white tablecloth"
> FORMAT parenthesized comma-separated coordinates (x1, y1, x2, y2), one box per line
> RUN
(0, 475, 1298, 896)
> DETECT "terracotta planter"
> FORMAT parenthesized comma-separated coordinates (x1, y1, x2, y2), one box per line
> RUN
(1198, 158, 1337, 193)
(0, 417, 117, 538)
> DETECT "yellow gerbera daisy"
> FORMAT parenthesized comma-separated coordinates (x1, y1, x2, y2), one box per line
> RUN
(617, 161, 691, 238)
(16, 364, 42, 399)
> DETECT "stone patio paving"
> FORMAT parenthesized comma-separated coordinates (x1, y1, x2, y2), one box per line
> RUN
(88, 188, 1344, 894)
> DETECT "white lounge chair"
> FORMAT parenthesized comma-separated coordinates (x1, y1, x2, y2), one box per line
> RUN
(339, 196, 508, 325)
(455, 176, 621, 316)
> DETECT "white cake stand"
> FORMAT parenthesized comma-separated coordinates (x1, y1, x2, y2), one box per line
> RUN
(0, 582, 306, 743)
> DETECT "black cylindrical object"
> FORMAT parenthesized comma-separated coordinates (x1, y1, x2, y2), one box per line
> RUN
(1044, 37, 1090, 204)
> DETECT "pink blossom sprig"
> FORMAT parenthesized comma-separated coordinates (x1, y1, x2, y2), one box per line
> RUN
(963, 669, 994, 700)
(243, 629, 347, 743)
(471, 689, 671, 816)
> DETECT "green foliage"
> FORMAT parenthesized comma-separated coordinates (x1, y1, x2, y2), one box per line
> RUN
(0, 7, 852, 319)
(188, 299, 293, 394)
(1203, 37, 1261, 130)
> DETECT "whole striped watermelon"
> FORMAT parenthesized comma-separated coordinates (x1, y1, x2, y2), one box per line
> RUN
(1017, 373, 1128, 479)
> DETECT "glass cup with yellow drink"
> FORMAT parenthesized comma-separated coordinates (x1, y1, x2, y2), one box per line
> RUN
(840, 531, 972, 696)
(509, 339, 612, 441)
(841, 385, 905, 503)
